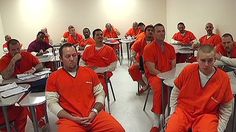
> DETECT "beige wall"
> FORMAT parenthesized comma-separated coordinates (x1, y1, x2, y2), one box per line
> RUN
(0, 0, 166, 52)
(166, 0, 236, 42)
(0, 12, 5, 57)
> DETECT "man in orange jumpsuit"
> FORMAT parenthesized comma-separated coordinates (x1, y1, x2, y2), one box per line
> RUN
(215, 33, 236, 71)
(80, 29, 118, 96)
(172, 22, 196, 45)
(0, 39, 44, 131)
(143, 23, 176, 132)
(126, 22, 140, 38)
(62, 25, 73, 40)
(103, 23, 120, 39)
(171, 22, 197, 63)
(46, 43, 124, 132)
(67, 26, 83, 45)
(128, 25, 154, 95)
(79, 28, 96, 49)
(166, 45, 233, 132)
(197, 23, 222, 47)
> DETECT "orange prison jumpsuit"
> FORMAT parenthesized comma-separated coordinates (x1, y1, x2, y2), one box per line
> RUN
(79, 37, 96, 47)
(216, 44, 236, 57)
(67, 33, 83, 45)
(46, 67, 124, 132)
(166, 64, 233, 132)
(0, 52, 46, 130)
(199, 34, 222, 47)
(129, 36, 148, 81)
(172, 30, 196, 45)
(173, 30, 196, 63)
(143, 41, 176, 114)
(82, 45, 118, 95)
(63, 32, 70, 38)
(103, 28, 120, 51)
(126, 28, 139, 37)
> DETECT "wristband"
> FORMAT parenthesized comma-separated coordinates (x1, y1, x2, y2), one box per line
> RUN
(91, 108, 98, 115)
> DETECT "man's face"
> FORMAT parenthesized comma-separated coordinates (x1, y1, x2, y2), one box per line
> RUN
(106, 24, 112, 31)
(69, 27, 76, 35)
(133, 22, 138, 30)
(83, 29, 90, 38)
(177, 24, 185, 33)
(154, 26, 165, 41)
(37, 33, 45, 42)
(197, 51, 215, 75)
(139, 25, 145, 32)
(205, 23, 214, 35)
(5, 35, 11, 41)
(9, 43, 21, 56)
(60, 46, 78, 72)
(145, 27, 154, 41)
(94, 31, 103, 43)
(222, 36, 234, 53)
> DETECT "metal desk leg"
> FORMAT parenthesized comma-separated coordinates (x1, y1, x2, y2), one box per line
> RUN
(120, 43, 123, 59)
(126, 43, 130, 60)
(232, 96, 236, 132)
(2, 106, 11, 132)
(29, 106, 39, 132)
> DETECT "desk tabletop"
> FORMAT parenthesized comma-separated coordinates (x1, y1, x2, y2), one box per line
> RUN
(172, 44, 193, 54)
(18, 92, 45, 106)
(0, 84, 30, 106)
(158, 63, 191, 80)
(0, 74, 48, 85)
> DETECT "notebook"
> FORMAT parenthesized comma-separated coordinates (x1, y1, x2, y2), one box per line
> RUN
(0, 82, 18, 92)
(1, 85, 28, 98)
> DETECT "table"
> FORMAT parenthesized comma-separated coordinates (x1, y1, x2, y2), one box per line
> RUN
(104, 39, 123, 64)
(0, 74, 49, 132)
(119, 37, 136, 61)
(0, 84, 30, 132)
(157, 63, 190, 127)
(18, 92, 47, 132)
(172, 44, 194, 63)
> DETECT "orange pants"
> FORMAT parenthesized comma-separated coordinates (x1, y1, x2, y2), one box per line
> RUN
(148, 76, 163, 114)
(57, 111, 125, 132)
(166, 107, 218, 132)
(0, 106, 27, 132)
(97, 72, 113, 96)
(128, 64, 142, 81)
(27, 103, 46, 126)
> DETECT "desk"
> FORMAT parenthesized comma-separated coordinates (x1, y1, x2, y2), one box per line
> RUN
(104, 39, 123, 64)
(172, 44, 194, 63)
(119, 38, 135, 61)
(0, 84, 30, 132)
(157, 63, 190, 127)
(18, 92, 46, 132)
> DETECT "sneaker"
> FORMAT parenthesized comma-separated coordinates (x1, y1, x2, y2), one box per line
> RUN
(150, 127, 160, 132)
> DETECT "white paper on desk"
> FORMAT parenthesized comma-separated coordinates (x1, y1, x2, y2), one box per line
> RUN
(0, 82, 17, 92)
(17, 74, 36, 80)
(34, 70, 51, 76)
(1, 86, 28, 98)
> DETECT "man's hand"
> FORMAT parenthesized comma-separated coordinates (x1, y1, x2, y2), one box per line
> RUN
(215, 53, 222, 60)
(24, 67, 36, 74)
(36, 50, 44, 56)
(12, 53, 22, 63)
(71, 112, 97, 127)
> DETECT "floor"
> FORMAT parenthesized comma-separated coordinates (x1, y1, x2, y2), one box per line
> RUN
(25, 57, 155, 132)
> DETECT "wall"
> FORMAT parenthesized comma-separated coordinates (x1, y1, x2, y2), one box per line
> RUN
(0, 0, 166, 50)
(166, 0, 236, 42)
(0, 12, 5, 57)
